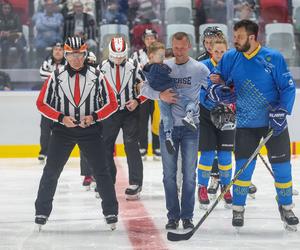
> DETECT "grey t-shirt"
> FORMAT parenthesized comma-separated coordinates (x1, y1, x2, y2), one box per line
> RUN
(141, 57, 209, 126)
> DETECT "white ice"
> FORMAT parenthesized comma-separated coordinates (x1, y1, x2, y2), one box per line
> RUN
(0, 156, 300, 250)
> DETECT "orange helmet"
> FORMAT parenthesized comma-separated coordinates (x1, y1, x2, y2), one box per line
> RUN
(64, 37, 88, 56)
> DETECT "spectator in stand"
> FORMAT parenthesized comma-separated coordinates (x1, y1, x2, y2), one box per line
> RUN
(64, 0, 95, 17)
(0, 1, 27, 68)
(0, 70, 12, 90)
(234, 0, 256, 21)
(204, 0, 227, 24)
(32, 0, 64, 65)
(64, 1, 97, 53)
(102, 1, 127, 24)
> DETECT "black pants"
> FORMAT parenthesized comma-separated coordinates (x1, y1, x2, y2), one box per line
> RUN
(35, 123, 118, 217)
(138, 99, 160, 152)
(102, 108, 143, 186)
(80, 152, 93, 176)
(39, 116, 53, 156)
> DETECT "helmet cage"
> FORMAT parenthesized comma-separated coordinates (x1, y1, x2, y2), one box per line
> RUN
(210, 104, 236, 131)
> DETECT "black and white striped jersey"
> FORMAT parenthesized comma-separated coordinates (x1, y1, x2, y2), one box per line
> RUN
(39, 56, 67, 80)
(131, 48, 149, 69)
(99, 59, 145, 110)
(37, 64, 118, 123)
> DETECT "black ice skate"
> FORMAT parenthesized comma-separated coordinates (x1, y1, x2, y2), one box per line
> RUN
(105, 215, 118, 231)
(165, 219, 179, 230)
(35, 215, 48, 232)
(278, 205, 299, 232)
(208, 177, 220, 200)
(125, 185, 142, 200)
(232, 206, 245, 231)
(94, 186, 100, 199)
(248, 183, 257, 199)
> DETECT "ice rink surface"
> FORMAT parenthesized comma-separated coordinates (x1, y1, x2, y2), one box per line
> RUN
(0, 156, 300, 250)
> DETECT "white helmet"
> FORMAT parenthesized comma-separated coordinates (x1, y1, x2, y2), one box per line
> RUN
(109, 37, 128, 64)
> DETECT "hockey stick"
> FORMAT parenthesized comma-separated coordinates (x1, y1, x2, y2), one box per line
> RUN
(167, 129, 273, 242)
(258, 153, 274, 178)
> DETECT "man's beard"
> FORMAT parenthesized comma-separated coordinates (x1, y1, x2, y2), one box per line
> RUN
(235, 38, 251, 52)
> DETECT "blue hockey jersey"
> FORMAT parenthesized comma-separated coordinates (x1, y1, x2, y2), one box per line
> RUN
(216, 45, 295, 128)
(199, 58, 218, 110)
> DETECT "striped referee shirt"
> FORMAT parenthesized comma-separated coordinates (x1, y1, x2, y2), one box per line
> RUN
(39, 56, 67, 80)
(131, 48, 149, 69)
(99, 59, 145, 110)
(36, 64, 118, 123)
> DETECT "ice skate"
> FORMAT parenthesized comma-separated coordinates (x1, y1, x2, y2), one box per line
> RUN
(35, 215, 48, 232)
(182, 112, 197, 132)
(82, 176, 94, 191)
(208, 176, 219, 200)
(221, 185, 232, 209)
(139, 149, 147, 161)
(165, 131, 175, 154)
(198, 185, 210, 210)
(232, 206, 245, 230)
(248, 183, 257, 199)
(278, 205, 299, 232)
(153, 149, 161, 161)
(38, 154, 46, 165)
(105, 215, 118, 231)
(125, 185, 142, 200)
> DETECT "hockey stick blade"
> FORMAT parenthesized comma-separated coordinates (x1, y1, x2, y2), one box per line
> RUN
(167, 130, 273, 242)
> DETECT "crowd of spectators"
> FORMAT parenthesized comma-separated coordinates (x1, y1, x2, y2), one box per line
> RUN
(0, 0, 299, 70)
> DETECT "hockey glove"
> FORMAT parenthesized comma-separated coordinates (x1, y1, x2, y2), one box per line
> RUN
(207, 84, 236, 105)
(269, 107, 288, 136)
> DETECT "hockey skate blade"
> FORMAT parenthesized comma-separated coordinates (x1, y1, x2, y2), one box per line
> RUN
(35, 224, 43, 232)
(224, 203, 232, 209)
(284, 223, 297, 232)
(125, 194, 140, 201)
(209, 194, 217, 200)
(199, 204, 208, 210)
(234, 227, 242, 233)
(249, 193, 256, 199)
(109, 223, 117, 231)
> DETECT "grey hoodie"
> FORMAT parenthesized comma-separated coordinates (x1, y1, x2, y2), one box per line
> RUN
(141, 57, 209, 126)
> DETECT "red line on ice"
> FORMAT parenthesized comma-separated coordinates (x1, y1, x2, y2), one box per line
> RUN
(115, 158, 168, 250)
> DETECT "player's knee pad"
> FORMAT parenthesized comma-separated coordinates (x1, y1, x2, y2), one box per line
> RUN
(272, 161, 292, 183)
(199, 151, 215, 166)
(217, 150, 232, 166)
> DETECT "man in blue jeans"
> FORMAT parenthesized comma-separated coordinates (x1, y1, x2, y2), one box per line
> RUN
(141, 32, 209, 230)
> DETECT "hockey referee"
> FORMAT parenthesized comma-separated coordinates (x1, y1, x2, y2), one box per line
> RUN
(34, 36, 119, 229)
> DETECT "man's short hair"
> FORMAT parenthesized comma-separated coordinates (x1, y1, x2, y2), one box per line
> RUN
(234, 19, 259, 40)
(172, 32, 191, 44)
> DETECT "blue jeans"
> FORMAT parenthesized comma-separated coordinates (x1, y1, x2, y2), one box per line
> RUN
(159, 123, 199, 220)
(158, 97, 198, 133)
